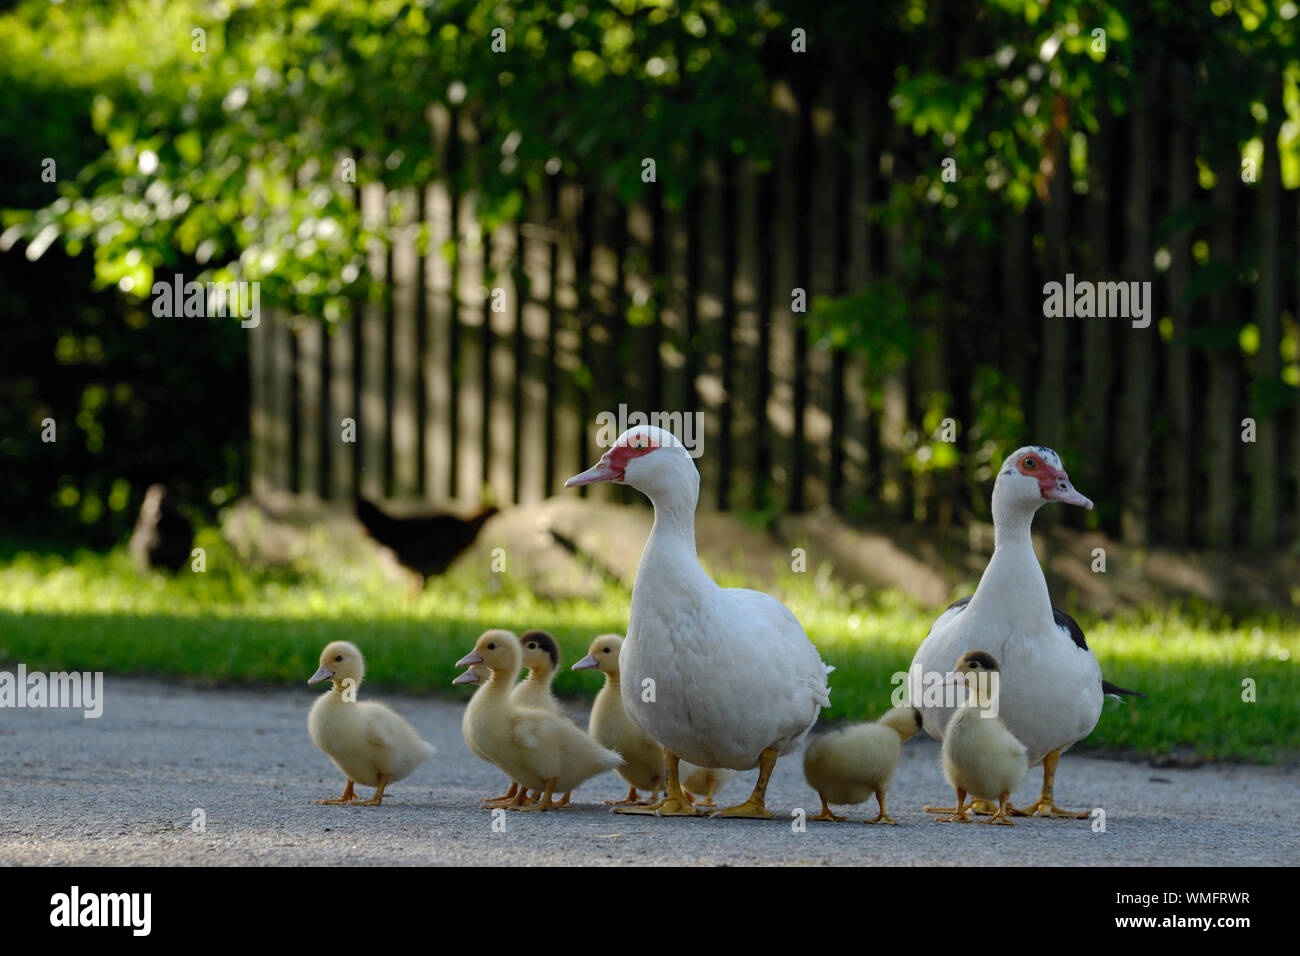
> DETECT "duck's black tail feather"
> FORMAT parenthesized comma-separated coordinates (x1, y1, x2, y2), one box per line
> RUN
(1102, 680, 1146, 699)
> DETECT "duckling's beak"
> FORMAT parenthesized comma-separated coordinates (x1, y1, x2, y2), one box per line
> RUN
(308, 665, 334, 685)
(572, 654, 599, 671)
(456, 650, 485, 667)
(452, 669, 480, 686)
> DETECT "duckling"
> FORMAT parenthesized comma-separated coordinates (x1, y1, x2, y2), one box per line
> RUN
(512, 629, 572, 807)
(457, 631, 623, 811)
(307, 641, 435, 806)
(679, 763, 736, 808)
(572, 633, 665, 806)
(454, 634, 530, 808)
(931, 650, 1028, 826)
(802, 705, 922, 824)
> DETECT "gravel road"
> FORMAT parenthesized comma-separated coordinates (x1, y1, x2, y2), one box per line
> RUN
(3, 676, 1295, 866)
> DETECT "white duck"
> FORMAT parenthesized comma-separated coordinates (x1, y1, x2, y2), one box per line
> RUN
(566, 425, 833, 818)
(906, 445, 1143, 818)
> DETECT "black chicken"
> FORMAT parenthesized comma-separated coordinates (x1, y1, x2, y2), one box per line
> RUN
(128, 484, 194, 573)
(354, 497, 499, 582)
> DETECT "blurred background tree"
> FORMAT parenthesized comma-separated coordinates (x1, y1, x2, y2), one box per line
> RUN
(3, 0, 1298, 548)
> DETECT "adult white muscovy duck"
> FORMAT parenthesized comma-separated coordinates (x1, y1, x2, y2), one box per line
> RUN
(907, 445, 1144, 818)
(566, 425, 834, 819)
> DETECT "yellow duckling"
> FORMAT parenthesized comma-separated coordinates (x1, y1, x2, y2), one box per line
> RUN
(802, 705, 922, 824)
(679, 763, 736, 808)
(572, 633, 664, 805)
(455, 632, 527, 808)
(931, 650, 1028, 826)
(457, 631, 623, 811)
(307, 640, 435, 806)
(511, 630, 573, 807)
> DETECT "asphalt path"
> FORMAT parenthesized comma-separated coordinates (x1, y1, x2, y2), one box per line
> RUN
(3, 676, 1295, 866)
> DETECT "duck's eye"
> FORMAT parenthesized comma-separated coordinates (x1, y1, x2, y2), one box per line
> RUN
(1024, 457, 1038, 469)
(334, 655, 343, 663)
(487, 643, 496, 650)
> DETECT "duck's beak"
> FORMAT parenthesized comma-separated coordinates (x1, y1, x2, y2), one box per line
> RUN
(452, 669, 480, 686)
(308, 665, 333, 685)
(455, 650, 484, 667)
(565, 456, 621, 487)
(1043, 472, 1093, 510)
(571, 654, 599, 671)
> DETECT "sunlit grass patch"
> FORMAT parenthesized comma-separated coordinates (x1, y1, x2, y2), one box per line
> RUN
(1, 541, 1296, 763)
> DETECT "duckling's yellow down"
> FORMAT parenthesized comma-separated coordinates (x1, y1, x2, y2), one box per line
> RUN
(307, 641, 435, 798)
(803, 706, 921, 808)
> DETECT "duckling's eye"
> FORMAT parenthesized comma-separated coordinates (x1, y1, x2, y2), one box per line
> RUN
(487, 643, 496, 650)
(528, 643, 537, 650)
(602, 647, 611, 653)
(334, 655, 343, 663)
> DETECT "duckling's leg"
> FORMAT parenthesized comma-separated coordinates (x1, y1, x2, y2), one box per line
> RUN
(514, 778, 558, 812)
(316, 780, 360, 805)
(605, 785, 642, 806)
(710, 746, 778, 820)
(482, 781, 520, 807)
(810, 794, 846, 822)
(616, 749, 703, 816)
(696, 778, 721, 808)
(985, 791, 1015, 826)
(354, 774, 389, 806)
(1008, 749, 1089, 819)
(934, 789, 971, 823)
(554, 791, 572, 808)
(863, 789, 898, 826)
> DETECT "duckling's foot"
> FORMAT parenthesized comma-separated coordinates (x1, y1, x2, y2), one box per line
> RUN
(514, 780, 558, 812)
(316, 780, 360, 804)
(1007, 798, 1089, 819)
(984, 793, 1015, 825)
(353, 775, 389, 806)
(617, 795, 703, 817)
(482, 782, 520, 807)
(605, 786, 644, 806)
(810, 795, 846, 821)
(934, 790, 970, 823)
(553, 791, 573, 808)
(864, 792, 899, 825)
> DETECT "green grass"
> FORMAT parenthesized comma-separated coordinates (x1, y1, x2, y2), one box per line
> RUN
(2, 535, 1297, 763)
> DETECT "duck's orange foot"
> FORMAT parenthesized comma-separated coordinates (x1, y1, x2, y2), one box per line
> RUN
(710, 797, 774, 820)
(864, 812, 899, 825)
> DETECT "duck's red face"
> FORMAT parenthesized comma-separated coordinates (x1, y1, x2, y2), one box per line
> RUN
(1016, 450, 1092, 509)
(565, 430, 661, 487)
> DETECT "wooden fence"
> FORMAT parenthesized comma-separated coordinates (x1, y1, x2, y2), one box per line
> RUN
(249, 65, 1300, 550)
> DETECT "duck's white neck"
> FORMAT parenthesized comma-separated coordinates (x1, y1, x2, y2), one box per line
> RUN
(968, 501, 1053, 623)
(633, 479, 713, 596)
